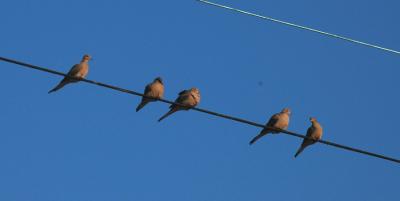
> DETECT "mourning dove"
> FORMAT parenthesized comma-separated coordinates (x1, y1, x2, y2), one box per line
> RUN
(158, 88, 200, 122)
(294, 117, 323, 158)
(249, 108, 291, 145)
(48, 54, 91, 93)
(136, 77, 164, 112)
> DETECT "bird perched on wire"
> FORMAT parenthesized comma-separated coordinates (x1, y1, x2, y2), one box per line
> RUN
(158, 88, 200, 122)
(48, 54, 91, 93)
(294, 117, 323, 158)
(249, 108, 291, 145)
(136, 77, 164, 112)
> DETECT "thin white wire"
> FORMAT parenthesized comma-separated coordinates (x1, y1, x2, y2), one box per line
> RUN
(197, 0, 400, 55)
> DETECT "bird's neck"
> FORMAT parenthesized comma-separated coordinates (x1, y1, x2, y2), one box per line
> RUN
(312, 121, 320, 128)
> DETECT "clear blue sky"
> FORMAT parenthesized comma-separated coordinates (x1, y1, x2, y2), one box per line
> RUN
(1, 0, 399, 200)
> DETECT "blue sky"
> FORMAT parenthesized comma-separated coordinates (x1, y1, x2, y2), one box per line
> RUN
(1, 0, 399, 200)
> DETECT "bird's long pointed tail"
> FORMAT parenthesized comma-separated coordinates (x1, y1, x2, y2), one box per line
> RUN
(249, 130, 268, 145)
(48, 79, 68, 94)
(294, 145, 306, 158)
(136, 100, 149, 112)
(158, 108, 177, 122)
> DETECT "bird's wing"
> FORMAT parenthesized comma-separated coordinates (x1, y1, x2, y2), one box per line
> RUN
(266, 114, 280, 127)
(181, 93, 196, 106)
(67, 64, 82, 76)
(300, 126, 316, 146)
(178, 90, 187, 95)
(144, 83, 152, 96)
(306, 126, 315, 138)
(169, 92, 187, 109)
(177, 91, 190, 103)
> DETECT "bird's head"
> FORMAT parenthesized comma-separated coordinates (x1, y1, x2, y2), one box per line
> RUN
(154, 77, 163, 84)
(309, 117, 317, 122)
(82, 54, 92, 61)
(282, 108, 291, 115)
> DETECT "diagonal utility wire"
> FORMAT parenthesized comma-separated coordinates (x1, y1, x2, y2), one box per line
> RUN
(1, 56, 399, 164)
(197, 0, 400, 55)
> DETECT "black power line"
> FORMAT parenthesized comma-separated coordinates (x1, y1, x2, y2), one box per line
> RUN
(1, 56, 399, 164)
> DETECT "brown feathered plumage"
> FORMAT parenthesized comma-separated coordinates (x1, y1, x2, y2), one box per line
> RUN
(48, 54, 91, 93)
(294, 117, 323, 158)
(136, 77, 164, 112)
(249, 108, 291, 145)
(158, 88, 200, 122)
